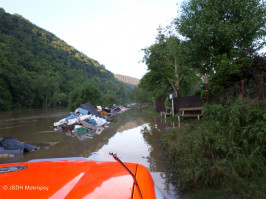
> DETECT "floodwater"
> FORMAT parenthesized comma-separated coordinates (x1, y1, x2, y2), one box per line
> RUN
(0, 108, 179, 198)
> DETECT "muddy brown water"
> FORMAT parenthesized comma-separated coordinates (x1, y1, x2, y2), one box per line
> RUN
(0, 108, 179, 198)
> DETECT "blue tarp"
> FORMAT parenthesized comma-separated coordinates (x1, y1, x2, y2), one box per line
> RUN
(88, 119, 97, 126)
(76, 107, 89, 115)
(65, 113, 78, 122)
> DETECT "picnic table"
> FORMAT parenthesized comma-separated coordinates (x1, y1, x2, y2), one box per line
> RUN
(177, 107, 203, 122)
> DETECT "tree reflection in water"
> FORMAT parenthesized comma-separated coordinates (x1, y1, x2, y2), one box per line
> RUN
(0, 108, 179, 198)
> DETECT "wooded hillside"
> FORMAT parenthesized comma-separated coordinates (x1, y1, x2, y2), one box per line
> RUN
(0, 8, 132, 110)
(114, 74, 140, 89)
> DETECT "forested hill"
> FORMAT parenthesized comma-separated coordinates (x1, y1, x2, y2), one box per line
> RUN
(114, 74, 140, 89)
(0, 8, 132, 110)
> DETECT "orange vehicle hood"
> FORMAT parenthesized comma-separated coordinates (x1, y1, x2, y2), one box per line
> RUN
(0, 159, 155, 199)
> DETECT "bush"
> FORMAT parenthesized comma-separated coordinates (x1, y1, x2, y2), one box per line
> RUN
(68, 81, 103, 110)
(163, 100, 266, 198)
(0, 79, 12, 110)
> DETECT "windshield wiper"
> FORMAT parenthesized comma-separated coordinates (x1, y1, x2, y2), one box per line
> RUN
(109, 152, 143, 199)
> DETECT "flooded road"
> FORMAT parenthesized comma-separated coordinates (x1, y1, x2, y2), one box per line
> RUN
(0, 108, 179, 198)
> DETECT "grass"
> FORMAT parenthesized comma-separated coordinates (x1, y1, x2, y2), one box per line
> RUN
(162, 100, 266, 198)
(191, 176, 266, 198)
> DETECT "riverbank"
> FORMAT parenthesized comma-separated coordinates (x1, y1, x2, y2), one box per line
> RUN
(161, 100, 266, 198)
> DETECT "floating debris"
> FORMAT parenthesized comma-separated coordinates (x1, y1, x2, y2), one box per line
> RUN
(0, 137, 39, 158)
(53, 102, 129, 141)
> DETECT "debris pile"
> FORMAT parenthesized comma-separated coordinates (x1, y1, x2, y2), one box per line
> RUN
(0, 137, 39, 158)
(53, 103, 129, 140)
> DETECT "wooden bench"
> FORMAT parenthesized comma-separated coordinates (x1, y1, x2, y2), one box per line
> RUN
(178, 107, 203, 122)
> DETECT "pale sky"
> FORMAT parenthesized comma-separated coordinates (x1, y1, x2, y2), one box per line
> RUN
(0, 0, 182, 79)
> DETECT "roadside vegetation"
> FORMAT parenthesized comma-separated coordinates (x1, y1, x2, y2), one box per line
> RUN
(162, 100, 266, 198)
(139, 0, 265, 101)
(137, 0, 266, 198)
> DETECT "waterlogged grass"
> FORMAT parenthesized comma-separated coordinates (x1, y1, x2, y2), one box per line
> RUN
(193, 176, 266, 198)
(162, 100, 266, 198)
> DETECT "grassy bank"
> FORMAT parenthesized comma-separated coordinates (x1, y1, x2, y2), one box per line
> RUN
(162, 100, 266, 198)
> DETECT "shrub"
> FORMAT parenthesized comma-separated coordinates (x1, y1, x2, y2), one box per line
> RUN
(68, 81, 103, 110)
(163, 100, 266, 197)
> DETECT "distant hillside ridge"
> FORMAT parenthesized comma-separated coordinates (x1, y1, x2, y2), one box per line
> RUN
(0, 8, 132, 110)
(114, 74, 140, 87)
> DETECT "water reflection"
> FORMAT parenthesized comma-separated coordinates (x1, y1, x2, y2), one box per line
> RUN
(88, 124, 151, 165)
(154, 116, 180, 130)
(0, 108, 179, 198)
(88, 110, 179, 198)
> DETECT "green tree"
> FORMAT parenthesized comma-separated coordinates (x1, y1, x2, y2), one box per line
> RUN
(174, 0, 266, 98)
(0, 78, 12, 110)
(176, 0, 266, 73)
(68, 81, 103, 110)
(9, 72, 35, 108)
(141, 27, 201, 97)
(133, 86, 153, 104)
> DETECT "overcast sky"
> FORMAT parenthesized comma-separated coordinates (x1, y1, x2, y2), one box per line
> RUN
(0, 0, 182, 79)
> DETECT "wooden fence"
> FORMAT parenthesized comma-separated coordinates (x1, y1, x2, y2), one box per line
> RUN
(155, 96, 204, 113)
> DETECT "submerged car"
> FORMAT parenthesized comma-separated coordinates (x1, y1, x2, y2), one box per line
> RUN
(0, 153, 164, 199)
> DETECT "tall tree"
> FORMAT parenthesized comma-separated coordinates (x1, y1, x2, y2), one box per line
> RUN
(176, 0, 266, 73)
(141, 27, 201, 97)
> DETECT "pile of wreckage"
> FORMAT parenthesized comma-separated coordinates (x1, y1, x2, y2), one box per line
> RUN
(0, 137, 39, 158)
(53, 103, 129, 140)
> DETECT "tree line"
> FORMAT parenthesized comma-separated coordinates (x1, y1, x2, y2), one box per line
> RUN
(0, 8, 133, 111)
(140, 0, 266, 197)
(139, 0, 265, 103)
